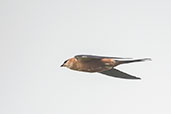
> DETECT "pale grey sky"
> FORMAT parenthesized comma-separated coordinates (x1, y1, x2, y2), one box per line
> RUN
(0, 0, 171, 114)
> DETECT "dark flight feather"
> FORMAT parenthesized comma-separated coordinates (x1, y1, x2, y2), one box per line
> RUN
(99, 68, 141, 79)
(75, 55, 132, 60)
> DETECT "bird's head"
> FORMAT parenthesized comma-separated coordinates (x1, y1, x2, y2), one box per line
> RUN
(60, 58, 77, 68)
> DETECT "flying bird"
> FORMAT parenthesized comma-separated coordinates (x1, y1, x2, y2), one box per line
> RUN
(60, 55, 151, 79)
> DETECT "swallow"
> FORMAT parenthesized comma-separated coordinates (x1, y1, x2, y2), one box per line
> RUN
(61, 55, 151, 79)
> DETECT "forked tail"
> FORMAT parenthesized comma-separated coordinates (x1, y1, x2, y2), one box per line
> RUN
(116, 58, 151, 65)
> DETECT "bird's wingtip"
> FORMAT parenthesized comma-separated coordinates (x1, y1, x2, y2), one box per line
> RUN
(132, 77, 141, 80)
(143, 58, 152, 61)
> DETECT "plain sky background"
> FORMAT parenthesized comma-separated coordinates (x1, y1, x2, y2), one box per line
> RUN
(1, 0, 171, 114)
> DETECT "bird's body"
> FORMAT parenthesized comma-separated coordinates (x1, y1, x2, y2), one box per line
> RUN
(68, 58, 114, 72)
(61, 55, 151, 79)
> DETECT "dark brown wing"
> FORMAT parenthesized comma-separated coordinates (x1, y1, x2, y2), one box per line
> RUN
(99, 68, 141, 79)
(75, 55, 132, 62)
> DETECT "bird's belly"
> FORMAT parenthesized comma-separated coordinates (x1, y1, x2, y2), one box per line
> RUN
(78, 63, 113, 73)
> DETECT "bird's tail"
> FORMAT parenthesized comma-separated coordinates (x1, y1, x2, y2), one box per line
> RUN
(116, 58, 151, 65)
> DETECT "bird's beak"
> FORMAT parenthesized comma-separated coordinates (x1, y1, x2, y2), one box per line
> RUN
(60, 64, 64, 67)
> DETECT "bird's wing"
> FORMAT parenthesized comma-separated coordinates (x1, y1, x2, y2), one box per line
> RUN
(75, 55, 132, 61)
(99, 68, 141, 79)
